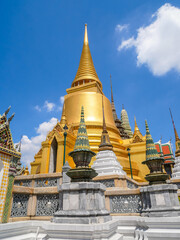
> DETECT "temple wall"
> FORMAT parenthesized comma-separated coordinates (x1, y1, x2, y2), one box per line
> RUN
(9, 173, 148, 222)
(0, 153, 10, 222)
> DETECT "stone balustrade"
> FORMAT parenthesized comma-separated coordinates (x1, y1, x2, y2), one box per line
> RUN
(9, 173, 147, 222)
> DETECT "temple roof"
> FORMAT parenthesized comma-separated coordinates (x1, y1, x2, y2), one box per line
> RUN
(71, 24, 102, 89)
(155, 140, 175, 164)
(0, 107, 21, 158)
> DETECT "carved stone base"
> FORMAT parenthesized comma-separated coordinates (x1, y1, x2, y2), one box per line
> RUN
(140, 184, 180, 217)
(52, 182, 112, 224)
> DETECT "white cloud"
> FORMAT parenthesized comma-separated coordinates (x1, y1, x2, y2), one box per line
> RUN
(34, 105, 41, 112)
(44, 100, 55, 112)
(118, 37, 136, 51)
(34, 96, 64, 113)
(116, 24, 128, 32)
(20, 117, 58, 169)
(118, 3, 180, 76)
(60, 96, 64, 105)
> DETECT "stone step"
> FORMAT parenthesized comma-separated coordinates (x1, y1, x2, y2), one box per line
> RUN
(108, 232, 124, 240)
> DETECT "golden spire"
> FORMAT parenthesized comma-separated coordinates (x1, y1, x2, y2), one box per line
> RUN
(99, 96, 113, 151)
(134, 117, 139, 133)
(169, 108, 180, 141)
(84, 24, 88, 44)
(71, 24, 102, 89)
(60, 103, 67, 125)
(24, 166, 29, 175)
(133, 116, 143, 138)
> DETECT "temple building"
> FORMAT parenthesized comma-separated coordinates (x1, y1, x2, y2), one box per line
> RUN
(30, 25, 150, 182)
(0, 107, 22, 223)
(155, 140, 175, 177)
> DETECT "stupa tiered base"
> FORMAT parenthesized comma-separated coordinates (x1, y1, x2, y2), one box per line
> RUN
(93, 150, 126, 176)
(52, 182, 111, 224)
(140, 184, 180, 217)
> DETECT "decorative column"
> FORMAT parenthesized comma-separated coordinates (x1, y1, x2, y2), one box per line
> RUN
(41, 141, 51, 173)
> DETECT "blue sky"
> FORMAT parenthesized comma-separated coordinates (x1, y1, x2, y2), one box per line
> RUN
(1, 0, 180, 166)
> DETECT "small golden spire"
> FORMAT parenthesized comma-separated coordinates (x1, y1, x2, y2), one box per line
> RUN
(99, 96, 113, 151)
(134, 117, 139, 132)
(24, 166, 29, 175)
(71, 24, 102, 89)
(84, 24, 88, 44)
(60, 103, 67, 125)
(169, 108, 180, 141)
(133, 116, 142, 137)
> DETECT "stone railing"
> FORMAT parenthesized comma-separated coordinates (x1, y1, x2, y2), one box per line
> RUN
(93, 174, 147, 189)
(105, 188, 142, 215)
(9, 173, 146, 222)
(10, 173, 62, 222)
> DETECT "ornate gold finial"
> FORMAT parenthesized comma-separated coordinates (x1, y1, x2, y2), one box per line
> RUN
(110, 74, 114, 103)
(132, 116, 143, 142)
(134, 116, 139, 133)
(71, 24, 102, 89)
(84, 24, 88, 44)
(169, 108, 180, 141)
(99, 96, 113, 151)
(169, 108, 180, 157)
(60, 103, 67, 125)
(24, 166, 29, 175)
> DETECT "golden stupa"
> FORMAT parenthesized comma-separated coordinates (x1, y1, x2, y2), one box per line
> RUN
(30, 25, 149, 181)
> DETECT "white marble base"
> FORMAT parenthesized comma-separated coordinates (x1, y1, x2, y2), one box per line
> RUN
(172, 156, 180, 179)
(2, 216, 180, 239)
(0, 219, 123, 240)
(92, 150, 126, 176)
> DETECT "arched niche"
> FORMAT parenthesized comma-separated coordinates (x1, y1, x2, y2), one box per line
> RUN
(49, 137, 58, 173)
(0, 160, 4, 189)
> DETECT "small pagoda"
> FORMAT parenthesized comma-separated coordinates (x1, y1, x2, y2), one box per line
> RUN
(67, 106, 97, 182)
(142, 120, 168, 185)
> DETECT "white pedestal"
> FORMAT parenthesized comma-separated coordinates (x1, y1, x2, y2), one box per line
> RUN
(92, 150, 126, 176)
